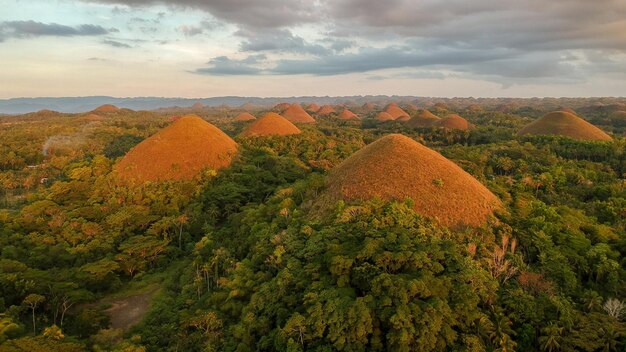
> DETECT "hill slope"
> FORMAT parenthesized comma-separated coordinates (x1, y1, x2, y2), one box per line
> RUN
(320, 134, 501, 227)
(115, 115, 238, 182)
(282, 104, 316, 124)
(338, 109, 359, 120)
(406, 109, 440, 127)
(518, 111, 612, 141)
(384, 103, 410, 120)
(239, 112, 301, 137)
(234, 112, 256, 122)
(433, 114, 472, 130)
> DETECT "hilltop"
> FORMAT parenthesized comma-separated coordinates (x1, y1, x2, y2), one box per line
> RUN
(338, 109, 359, 120)
(317, 105, 336, 115)
(282, 104, 316, 124)
(433, 114, 472, 130)
(306, 103, 321, 113)
(94, 104, 120, 113)
(384, 103, 410, 120)
(115, 115, 238, 182)
(239, 112, 301, 137)
(518, 111, 612, 141)
(319, 134, 501, 227)
(406, 109, 440, 127)
(234, 112, 256, 122)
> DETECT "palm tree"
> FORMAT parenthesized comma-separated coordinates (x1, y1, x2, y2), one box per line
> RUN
(600, 325, 621, 352)
(539, 323, 563, 352)
(490, 310, 516, 352)
(584, 293, 603, 312)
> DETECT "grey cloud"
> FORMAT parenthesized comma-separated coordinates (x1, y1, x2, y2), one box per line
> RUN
(81, 0, 626, 86)
(367, 70, 448, 81)
(237, 29, 330, 55)
(0, 21, 111, 41)
(269, 45, 513, 75)
(328, 0, 626, 52)
(179, 20, 220, 37)
(327, 39, 355, 53)
(194, 55, 266, 75)
(84, 0, 321, 28)
(102, 39, 132, 48)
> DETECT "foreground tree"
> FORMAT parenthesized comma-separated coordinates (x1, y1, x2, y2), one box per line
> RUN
(22, 294, 45, 334)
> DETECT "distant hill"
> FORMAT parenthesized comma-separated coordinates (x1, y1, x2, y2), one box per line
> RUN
(2, 96, 625, 114)
(518, 111, 612, 141)
(239, 113, 301, 137)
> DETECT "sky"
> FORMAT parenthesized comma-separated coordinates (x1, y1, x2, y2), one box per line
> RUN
(1, 0, 625, 98)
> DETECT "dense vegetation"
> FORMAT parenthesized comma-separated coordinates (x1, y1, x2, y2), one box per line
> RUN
(0, 101, 624, 351)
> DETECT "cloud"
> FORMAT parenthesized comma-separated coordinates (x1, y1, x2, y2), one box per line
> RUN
(80, 0, 626, 88)
(0, 20, 111, 42)
(102, 39, 132, 48)
(178, 20, 219, 37)
(237, 29, 330, 55)
(327, 0, 626, 52)
(269, 44, 514, 75)
(193, 55, 266, 75)
(83, 0, 321, 28)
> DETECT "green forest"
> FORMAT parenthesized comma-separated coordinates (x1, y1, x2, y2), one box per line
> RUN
(0, 99, 625, 352)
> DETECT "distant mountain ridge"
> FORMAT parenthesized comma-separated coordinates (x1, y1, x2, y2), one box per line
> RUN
(1, 95, 625, 115)
(0, 96, 388, 114)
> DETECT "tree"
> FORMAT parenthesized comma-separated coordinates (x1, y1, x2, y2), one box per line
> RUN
(0, 314, 21, 343)
(539, 323, 563, 352)
(599, 325, 622, 352)
(42, 324, 64, 340)
(488, 235, 519, 283)
(23, 294, 45, 334)
(603, 299, 625, 320)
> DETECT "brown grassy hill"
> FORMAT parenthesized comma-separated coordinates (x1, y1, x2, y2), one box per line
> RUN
(282, 104, 316, 124)
(317, 105, 336, 115)
(362, 102, 376, 111)
(384, 103, 410, 120)
(306, 103, 321, 113)
(37, 109, 60, 116)
(319, 134, 501, 228)
(338, 109, 359, 120)
(556, 107, 577, 115)
(115, 114, 238, 182)
(94, 104, 120, 113)
(518, 111, 612, 141)
(376, 112, 394, 122)
(191, 102, 204, 109)
(433, 102, 450, 111)
(395, 115, 410, 122)
(433, 114, 472, 130)
(239, 112, 301, 137)
(240, 102, 258, 110)
(403, 103, 419, 114)
(273, 102, 291, 112)
(406, 109, 440, 128)
(234, 112, 256, 122)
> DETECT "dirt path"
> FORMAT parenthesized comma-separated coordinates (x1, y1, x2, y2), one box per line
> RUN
(104, 288, 159, 330)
